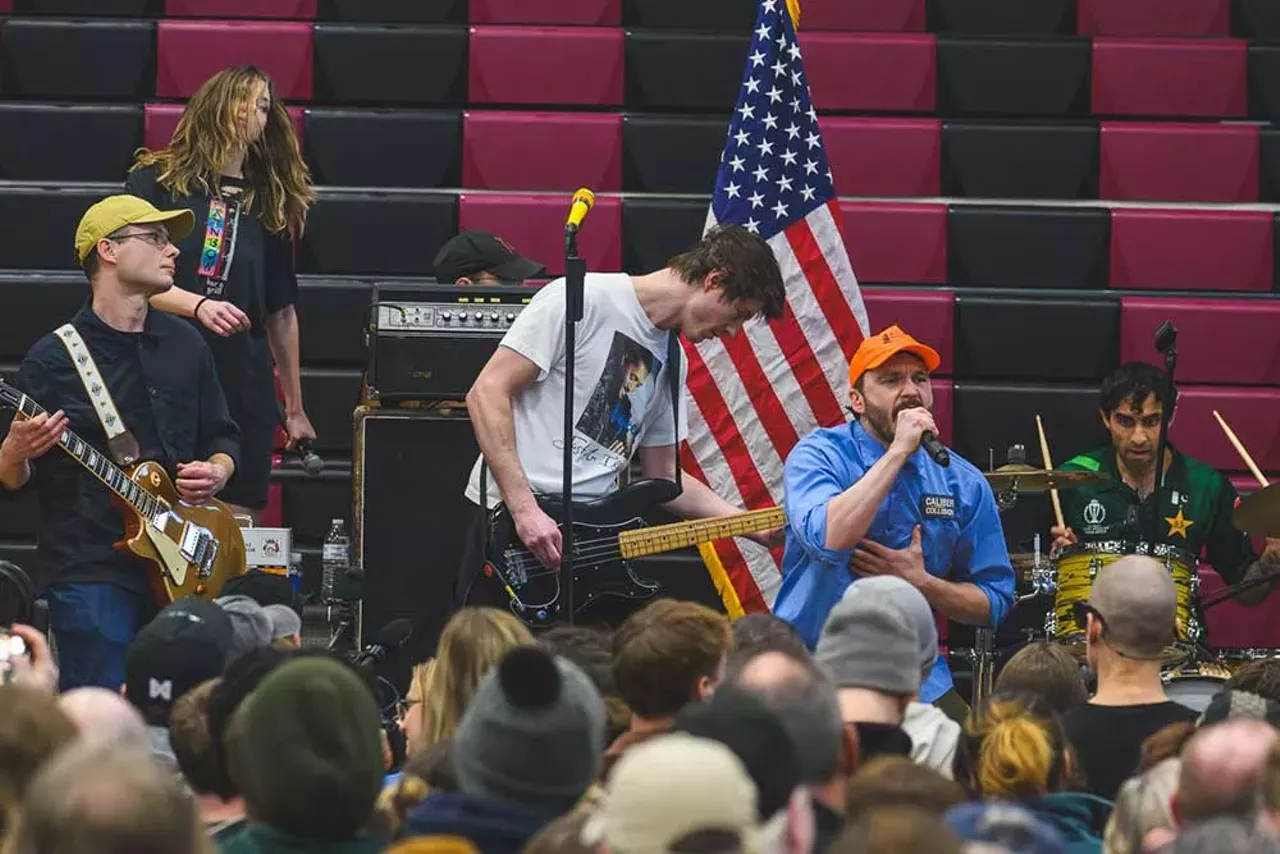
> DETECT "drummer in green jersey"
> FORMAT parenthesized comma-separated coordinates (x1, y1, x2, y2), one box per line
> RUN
(1050, 361, 1280, 609)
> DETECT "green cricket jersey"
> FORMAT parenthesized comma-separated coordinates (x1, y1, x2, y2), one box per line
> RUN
(1059, 446, 1256, 585)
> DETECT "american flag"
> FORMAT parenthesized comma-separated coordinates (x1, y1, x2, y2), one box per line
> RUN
(679, 0, 870, 615)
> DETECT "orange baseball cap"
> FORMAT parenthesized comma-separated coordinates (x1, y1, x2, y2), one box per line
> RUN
(848, 325, 941, 386)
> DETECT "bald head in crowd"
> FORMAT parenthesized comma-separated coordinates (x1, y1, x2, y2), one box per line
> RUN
(58, 688, 149, 752)
(1088, 555, 1178, 658)
(1176, 720, 1279, 824)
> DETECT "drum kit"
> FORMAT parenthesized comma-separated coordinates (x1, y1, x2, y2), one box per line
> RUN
(962, 448, 1280, 713)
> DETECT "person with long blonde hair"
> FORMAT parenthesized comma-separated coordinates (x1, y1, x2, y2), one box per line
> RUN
(126, 65, 316, 520)
(956, 691, 1112, 853)
(401, 607, 534, 754)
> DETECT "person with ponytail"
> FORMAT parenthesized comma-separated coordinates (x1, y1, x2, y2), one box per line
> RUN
(126, 65, 316, 520)
(956, 691, 1112, 853)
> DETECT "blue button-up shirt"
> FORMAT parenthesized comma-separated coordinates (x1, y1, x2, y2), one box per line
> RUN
(774, 419, 1015, 703)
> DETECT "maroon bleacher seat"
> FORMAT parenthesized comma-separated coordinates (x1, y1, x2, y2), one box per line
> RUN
(862, 288, 954, 374)
(469, 26, 623, 106)
(819, 117, 940, 198)
(458, 192, 622, 275)
(463, 111, 621, 192)
(932, 379, 954, 445)
(838, 202, 947, 284)
(469, 0, 619, 25)
(165, 0, 317, 18)
(1110, 209, 1273, 292)
(1120, 296, 1280, 385)
(1078, 0, 1229, 37)
(1092, 38, 1247, 117)
(1199, 566, 1280, 649)
(801, 0, 925, 32)
(156, 20, 314, 100)
(1171, 386, 1280, 471)
(798, 33, 936, 113)
(143, 102, 305, 152)
(0, 0, 12, 10)
(1231, 475, 1274, 497)
(1100, 122, 1258, 203)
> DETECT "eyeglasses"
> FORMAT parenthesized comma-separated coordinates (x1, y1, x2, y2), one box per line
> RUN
(112, 230, 171, 249)
(395, 697, 421, 719)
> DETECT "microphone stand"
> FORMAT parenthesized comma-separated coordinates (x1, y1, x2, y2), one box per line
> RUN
(1149, 322, 1178, 550)
(562, 228, 586, 626)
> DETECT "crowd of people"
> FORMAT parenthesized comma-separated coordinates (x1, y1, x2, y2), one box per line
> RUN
(3, 555, 1280, 854)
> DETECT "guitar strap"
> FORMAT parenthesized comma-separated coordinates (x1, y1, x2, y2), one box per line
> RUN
(667, 331, 683, 492)
(54, 324, 141, 466)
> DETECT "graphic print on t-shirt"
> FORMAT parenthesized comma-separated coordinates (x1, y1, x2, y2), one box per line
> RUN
(198, 191, 242, 295)
(574, 331, 662, 462)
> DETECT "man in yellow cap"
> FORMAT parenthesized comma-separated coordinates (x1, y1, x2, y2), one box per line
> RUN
(773, 325, 1014, 722)
(0, 195, 241, 692)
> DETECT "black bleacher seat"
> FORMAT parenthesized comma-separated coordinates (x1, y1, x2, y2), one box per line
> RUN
(947, 205, 1111, 290)
(954, 293, 1119, 381)
(298, 190, 457, 276)
(318, 0, 465, 23)
(305, 108, 462, 188)
(927, 0, 1076, 35)
(0, 272, 86, 360)
(941, 122, 1099, 200)
(622, 114, 727, 194)
(950, 382, 1110, 473)
(12, 0, 159, 13)
(1247, 44, 1280, 121)
(1260, 127, 1280, 202)
(624, 31, 750, 111)
(295, 278, 373, 365)
(1, 19, 154, 100)
(1235, 0, 1280, 39)
(621, 198, 705, 274)
(312, 25, 467, 106)
(0, 186, 108, 269)
(298, 368, 362, 454)
(936, 37, 1092, 117)
(622, 0, 755, 31)
(0, 104, 141, 182)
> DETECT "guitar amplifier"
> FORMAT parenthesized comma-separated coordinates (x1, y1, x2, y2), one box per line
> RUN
(366, 284, 542, 403)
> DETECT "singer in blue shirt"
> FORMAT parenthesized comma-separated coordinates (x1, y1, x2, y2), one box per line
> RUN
(774, 325, 1014, 721)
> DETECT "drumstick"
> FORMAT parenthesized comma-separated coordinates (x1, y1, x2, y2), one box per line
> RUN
(1213, 410, 1270, 487)
(1036, 415, 1065, 529)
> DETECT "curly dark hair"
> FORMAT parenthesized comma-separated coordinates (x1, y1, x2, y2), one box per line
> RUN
(668, 224, 786, 321)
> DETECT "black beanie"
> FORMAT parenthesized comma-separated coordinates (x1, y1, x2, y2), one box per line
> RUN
(228, 656, 385, 840)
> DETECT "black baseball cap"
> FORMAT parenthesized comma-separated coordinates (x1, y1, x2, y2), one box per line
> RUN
(433, 230, 546, 284)
(125, 597, 234, 727)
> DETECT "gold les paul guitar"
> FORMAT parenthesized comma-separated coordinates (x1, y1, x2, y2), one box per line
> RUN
(1, 380, 246, 605)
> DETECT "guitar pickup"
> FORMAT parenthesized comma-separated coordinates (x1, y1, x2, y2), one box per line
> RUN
(179, 523, 214, 572)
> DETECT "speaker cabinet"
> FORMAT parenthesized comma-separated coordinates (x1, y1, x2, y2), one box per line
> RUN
(353, 405, 477, 686)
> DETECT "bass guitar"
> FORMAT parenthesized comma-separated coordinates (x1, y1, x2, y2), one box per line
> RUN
(484, 478, 785, 627)
(0, 380, 246, 605)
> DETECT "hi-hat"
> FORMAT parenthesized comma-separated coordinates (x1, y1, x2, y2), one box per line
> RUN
(1234, 482, 1280, 537)
(984, 466, 1110, 493)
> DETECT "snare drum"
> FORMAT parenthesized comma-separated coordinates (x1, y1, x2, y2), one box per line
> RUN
(1048, 542, 1199, 651)
(1162, 660, 1231, 714)
(1214, 648, 1280, 676)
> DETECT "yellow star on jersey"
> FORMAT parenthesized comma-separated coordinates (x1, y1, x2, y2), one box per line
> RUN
(1166, 508, 1194, 539)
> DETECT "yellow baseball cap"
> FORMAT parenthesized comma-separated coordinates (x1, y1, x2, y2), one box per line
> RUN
(74, 195, 196, 265)
(848, 324, 941, 386)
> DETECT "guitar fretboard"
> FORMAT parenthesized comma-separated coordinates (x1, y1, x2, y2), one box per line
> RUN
(4, 386, 160, 518)
(618, 506, 787, 559)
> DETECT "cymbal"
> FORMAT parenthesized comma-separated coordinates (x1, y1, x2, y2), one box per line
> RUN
(1234, 482, 1280, 537)
(984, 467, 1110, 493)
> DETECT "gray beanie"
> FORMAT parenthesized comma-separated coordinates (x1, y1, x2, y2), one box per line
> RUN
(215, 594, 274, 658)
(815, 576, 933, 696)
(454, 645, 605, 815)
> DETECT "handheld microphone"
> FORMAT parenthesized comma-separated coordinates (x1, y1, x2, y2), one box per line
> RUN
(565, 188, 595, 234)
(353, 618, 414, 669)
(1154, 320, 1177, 355)
(922, 431, 950, 467)
(293, 438, 324, 476)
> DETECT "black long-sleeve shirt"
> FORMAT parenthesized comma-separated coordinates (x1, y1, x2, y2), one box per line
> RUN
(3, 302, 240, 596)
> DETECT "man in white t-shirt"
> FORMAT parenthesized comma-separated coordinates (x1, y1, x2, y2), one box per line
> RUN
(458, 225, 787, 612)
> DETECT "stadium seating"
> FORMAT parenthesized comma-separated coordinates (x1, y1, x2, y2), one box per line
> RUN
(821, 118, 940, 198)
(1173, 387, 1280, 471)
(927, 0, 1074, 36)
(936, 37, 1091, 116)
(312, 25, 467, 105)
(1120, 297, 1280, 385)
(303, 108, 461, 188)
(1099, 122, 1259, 203)
(947, 206, 1110, 290)
(143, 102, 306, 153)
(801, 33, 936, 112)
(164, 0, 317, 18)
(862, 288, 954, 374)
(624, 31, 749, 111)
(469, 0, 620, 25)
(804, 0, 923, 32)
(155, 20, 314, 99)
(0, 104, 141, 182)
(463, 111, 622, 191)
(942, 122, 1097, 199)
(1, 19, 154, 98)
(1077, 0, 1229, 37)
(622, 115, 727, 194)
(1109, 209, 1273, 292)
(839, 202, 947, 284)
(1092, 38, 1247, 117)
(470, 26, 624, 106)
(458, 193, 623, 276)
(954, 294, 1120, 382)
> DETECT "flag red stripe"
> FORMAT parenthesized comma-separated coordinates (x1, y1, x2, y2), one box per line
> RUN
(681, 339, 775, 510)
(766, 244, 846, 429)
(717, 331, 800, 472)
(788, 203, 866, 363)
(679, 450, 768, 613)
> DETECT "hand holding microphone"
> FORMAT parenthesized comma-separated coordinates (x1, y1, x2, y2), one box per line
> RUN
(293, 438, 324, 476)
(893, 406, 950, 467)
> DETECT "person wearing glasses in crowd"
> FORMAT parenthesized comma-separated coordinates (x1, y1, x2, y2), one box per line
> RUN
(0, 196, 241, 692)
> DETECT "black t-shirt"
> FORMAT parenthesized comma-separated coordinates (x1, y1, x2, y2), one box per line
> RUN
(1061, 700, 1198, 800)
(124, 166, 298, 432)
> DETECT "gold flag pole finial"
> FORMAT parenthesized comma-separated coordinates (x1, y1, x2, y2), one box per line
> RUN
(786, 0, 800, 30)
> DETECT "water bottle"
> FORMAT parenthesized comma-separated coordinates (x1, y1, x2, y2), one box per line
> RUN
(322, 519, 349, 603)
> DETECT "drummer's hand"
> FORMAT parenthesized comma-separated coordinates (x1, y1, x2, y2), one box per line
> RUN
(1050, 525, 1077, 551)
(1237, 559, 1278, 608)
(850, 526, 928, 587)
